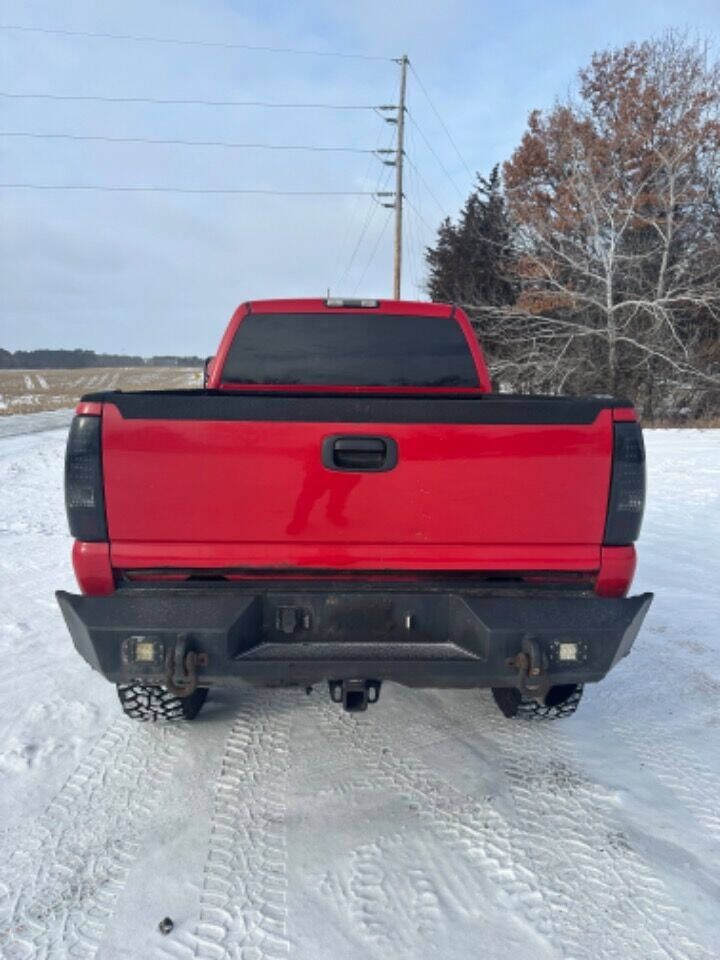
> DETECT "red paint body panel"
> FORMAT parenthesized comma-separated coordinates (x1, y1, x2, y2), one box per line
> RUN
(111, 541, 601, 572)
(595, 546, 636, 597)
(73, 541, 114, 595)
(613, 407, 638, 422)
(101, 405, 614, 561)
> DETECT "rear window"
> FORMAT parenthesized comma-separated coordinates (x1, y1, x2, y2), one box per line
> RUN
(221, 312, 479, 387)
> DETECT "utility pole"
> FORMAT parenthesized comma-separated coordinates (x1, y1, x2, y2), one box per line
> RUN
(393, 54, 408, 300)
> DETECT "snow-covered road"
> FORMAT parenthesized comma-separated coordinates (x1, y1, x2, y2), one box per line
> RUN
(0, 418, 718, 959)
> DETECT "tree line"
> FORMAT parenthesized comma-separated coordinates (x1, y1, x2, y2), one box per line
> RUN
(426, 34, 720, 419)
(0, 348, 203, 369)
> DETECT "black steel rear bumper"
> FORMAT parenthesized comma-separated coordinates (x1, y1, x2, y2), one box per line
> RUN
(56, 582, 653, 692)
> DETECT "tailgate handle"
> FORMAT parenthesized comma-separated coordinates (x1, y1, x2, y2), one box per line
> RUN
(322, 435, 398, 472)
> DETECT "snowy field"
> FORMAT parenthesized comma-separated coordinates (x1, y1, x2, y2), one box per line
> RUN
(0, 418, 718, 959)
(0, 367, 202, 416)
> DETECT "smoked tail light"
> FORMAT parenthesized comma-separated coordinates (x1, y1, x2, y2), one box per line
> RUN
(65, 415, 108, 541)
(604, 421, 646, 546)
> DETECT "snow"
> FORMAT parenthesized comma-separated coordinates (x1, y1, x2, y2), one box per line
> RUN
(0, 409, 74, 439)
(0, 422, 718, 959)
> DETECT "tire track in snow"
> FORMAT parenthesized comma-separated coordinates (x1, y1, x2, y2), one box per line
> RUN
(313, 700, 551, 955)
(318, 831, 479, 954)
(595, 638, 720, 847)
(606, 709, 720, 846)
(313, 694, 714, 960)
(484, 711, 713, 960)
(160, 691, 291, 960)
(0, 720, 186, 958)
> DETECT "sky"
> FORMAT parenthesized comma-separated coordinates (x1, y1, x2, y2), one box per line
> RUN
(0, 0, 717, 356)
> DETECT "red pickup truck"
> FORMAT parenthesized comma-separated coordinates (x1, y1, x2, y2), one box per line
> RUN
(57, 298, 652, 722)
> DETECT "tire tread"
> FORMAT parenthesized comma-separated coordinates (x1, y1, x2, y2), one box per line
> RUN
(116, 683, 208, 722)
(491, 684, 584, 721)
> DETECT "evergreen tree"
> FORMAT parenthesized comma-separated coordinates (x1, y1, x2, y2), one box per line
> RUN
(425, 166, 516, 308)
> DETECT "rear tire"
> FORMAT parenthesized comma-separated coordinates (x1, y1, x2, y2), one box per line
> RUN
(491, 683, 583, 721)
(116, 683, 208, 722)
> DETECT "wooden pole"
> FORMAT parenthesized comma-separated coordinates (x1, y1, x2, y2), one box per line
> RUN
(393, 55, 408, 299)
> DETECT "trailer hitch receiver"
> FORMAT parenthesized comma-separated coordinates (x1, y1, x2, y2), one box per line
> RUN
(506, 637, 550, 699)
(164, 635, 208, 698)
(329, 679, 382, 712)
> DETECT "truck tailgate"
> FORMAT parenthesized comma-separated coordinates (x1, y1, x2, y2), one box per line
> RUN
(98, 392, 617, 572)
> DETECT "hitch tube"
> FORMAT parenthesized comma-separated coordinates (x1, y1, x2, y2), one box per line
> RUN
(329, 679, 382, 712)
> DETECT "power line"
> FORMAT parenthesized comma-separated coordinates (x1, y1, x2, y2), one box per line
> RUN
(404, 153, 447, 219)
(408, 62, 474, 180)
(0, 23, 395, 61)
(408, 202, 433, 291)
(404, 195, 421, 290)
(409, 209, 428, 293)
(0, 131, 379, 153)
(401, 134, 421, 290)
(0, 183, 394, 196)
(0, 45, 463, 295)
(405, 119, 444, 219)
(403, 194, 436, 234)
(337, 123, 397, 289)
(403, 154, 432, 292)
(328, 115, 387, 289)
(0, 91, 381, 110)
(337, 197, 380, 290)
(407, 113, 464, 199)
(336, 130, 396, 289)
(353, 209, 393, 295)
(330, 112, 389, 289)
(401, 115, 449, 295)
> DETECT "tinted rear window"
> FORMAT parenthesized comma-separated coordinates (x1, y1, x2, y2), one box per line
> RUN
(222, 312, 478, 387)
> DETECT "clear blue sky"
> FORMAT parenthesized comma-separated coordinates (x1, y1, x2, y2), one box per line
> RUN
(0, 0, 717, 355)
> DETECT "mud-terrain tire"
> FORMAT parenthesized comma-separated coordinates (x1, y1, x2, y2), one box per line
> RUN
(116, 683, 209, 721)
(491, 683, 583, 721)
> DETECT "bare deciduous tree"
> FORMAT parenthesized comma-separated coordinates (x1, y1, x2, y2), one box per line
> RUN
(460, 34, 720, 416)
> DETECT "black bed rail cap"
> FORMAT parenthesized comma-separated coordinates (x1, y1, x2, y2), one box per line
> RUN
(77, 389, 632, 425)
